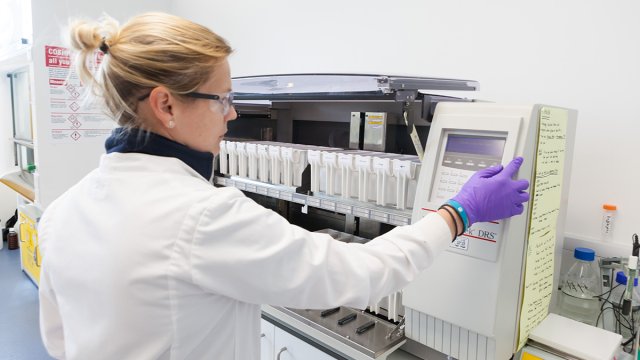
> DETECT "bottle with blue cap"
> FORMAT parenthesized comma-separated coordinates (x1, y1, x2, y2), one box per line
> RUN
(557, 247, 601, 325)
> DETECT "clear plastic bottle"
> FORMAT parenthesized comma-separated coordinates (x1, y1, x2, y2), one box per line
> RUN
(601, 204, 617, 242)
(558, 247, 601, 325)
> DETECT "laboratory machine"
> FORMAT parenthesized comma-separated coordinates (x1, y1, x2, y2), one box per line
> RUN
(216, 74, 578, 360)
(404, 102, 576, 360)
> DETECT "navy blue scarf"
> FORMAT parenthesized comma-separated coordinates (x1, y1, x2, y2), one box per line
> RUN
(105, 128, 214, 180)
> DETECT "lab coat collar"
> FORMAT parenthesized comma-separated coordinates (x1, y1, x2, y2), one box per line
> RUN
(105, 127, 214, 180)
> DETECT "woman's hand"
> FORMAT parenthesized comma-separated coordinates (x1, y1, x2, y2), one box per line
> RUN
(451, 157, 530, 226)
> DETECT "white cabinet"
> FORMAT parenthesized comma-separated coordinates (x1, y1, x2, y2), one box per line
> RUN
(261, 319, 276, 360)
(261, 319, 336, 360)
(274, 328, 336, 360)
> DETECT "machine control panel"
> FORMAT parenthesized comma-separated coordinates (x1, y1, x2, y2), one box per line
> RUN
(428, 132, 508, 261)
(431, 134, 505, 203)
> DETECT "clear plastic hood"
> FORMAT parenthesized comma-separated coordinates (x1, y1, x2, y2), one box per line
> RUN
(232, 73, 479, 100)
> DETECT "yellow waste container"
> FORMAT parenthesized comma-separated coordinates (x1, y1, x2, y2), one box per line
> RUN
(18, 204, 42, 286)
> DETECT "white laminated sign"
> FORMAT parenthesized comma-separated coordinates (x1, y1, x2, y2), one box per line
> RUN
(45, 45, 114, 143)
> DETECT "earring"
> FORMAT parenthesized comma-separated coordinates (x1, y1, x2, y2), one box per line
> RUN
(168, 120, 175, 129)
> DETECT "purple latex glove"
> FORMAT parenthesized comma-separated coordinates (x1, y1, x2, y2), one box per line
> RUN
(452, 157, 530, 225)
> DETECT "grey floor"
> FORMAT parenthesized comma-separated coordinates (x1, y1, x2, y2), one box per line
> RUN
(0, 244, 52, 359)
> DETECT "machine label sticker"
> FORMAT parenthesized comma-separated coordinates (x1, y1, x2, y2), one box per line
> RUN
(423, 207, 502, 256)
(45, 45, 114, 142)
(458, 222, 500, 243)
(450, 237, 468, 250)
(454, 223, 500, 250)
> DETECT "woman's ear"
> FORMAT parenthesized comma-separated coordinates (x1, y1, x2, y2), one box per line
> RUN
(148, 87, 176, 129)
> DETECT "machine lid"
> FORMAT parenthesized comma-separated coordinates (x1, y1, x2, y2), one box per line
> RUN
(232, 73, 479, 101)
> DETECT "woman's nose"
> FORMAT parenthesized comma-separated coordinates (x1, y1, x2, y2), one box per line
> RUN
(226, 106, 238, 121)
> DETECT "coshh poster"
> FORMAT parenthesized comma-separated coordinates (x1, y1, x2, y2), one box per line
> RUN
(45, 45, 114, 143)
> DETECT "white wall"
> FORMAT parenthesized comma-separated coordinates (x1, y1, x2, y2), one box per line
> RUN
(172, 0, 640, 251)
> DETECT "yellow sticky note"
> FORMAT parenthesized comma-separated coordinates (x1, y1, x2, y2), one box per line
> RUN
(517, 107, 569, 350)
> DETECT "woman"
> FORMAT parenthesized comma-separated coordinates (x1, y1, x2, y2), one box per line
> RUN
(38, 12, 529, 360)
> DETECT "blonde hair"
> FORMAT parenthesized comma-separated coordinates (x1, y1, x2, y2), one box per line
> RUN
(69, 12, 233, 127)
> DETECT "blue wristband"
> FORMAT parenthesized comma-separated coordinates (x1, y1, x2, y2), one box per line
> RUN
(446, 199, 470, 231)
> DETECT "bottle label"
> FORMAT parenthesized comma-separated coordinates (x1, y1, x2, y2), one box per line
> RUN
(603, 214, 613, 234)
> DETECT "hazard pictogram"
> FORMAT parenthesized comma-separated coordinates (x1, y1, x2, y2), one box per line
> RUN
(71, 131, 81, 141)
(71, 120, 82, 128)
(68, 114, 77, 122)
(69, 102, 80, 112)
(66, 85, 80, 99)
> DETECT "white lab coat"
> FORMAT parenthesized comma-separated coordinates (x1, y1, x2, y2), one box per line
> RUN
(38, 152, 452, 360)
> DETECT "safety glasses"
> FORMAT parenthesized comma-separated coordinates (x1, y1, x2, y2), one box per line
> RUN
(185, 91, 234, 116)
(137, 91, 234, 116)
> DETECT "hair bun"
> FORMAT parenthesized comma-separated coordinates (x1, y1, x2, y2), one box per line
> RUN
(69, 16, 119, 52)
(69, 20, 103, 52)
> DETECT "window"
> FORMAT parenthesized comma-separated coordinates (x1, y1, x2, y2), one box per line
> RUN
(0, 0, 32, 60)
(8, 69, 35, 183)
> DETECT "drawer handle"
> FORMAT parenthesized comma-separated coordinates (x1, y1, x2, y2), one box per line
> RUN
(34, 247, 41, 267)
(260, 333, 265, 338)
(276, 346, 287, 360)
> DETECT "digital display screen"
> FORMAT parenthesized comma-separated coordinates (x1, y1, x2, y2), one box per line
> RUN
(445, 135, 506, 157)
(441, 134, 506, 171)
